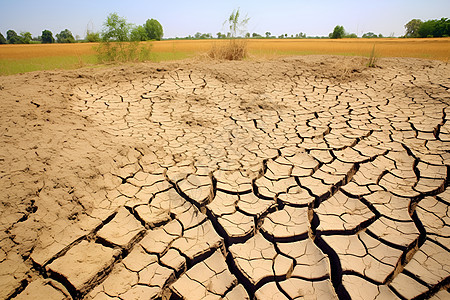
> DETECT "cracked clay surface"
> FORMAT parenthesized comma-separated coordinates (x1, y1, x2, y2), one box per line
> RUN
(0, 55, 449, 299)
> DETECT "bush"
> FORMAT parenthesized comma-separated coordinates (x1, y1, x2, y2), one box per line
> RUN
(96, 13, 152, 63)
(96, 41, 152, 63)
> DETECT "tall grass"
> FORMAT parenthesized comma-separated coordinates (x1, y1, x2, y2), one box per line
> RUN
(208, 8, 249, 61)
(1, 38, 449, 75)
(208, 39, 248, 60)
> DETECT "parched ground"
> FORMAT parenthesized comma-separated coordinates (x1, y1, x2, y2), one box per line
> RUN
(0, 55, 449, 300)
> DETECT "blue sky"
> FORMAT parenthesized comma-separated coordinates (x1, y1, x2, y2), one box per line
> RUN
(1, 0, 448, 38)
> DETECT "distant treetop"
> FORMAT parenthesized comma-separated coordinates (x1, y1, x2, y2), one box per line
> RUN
(144, 19, 163, 41)
(404, 18, 449, 38)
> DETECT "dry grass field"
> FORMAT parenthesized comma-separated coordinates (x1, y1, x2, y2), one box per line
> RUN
(0, 38, 449, 75)
(1, 54, 450, 300)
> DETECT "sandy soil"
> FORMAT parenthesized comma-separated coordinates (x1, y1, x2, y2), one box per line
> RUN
(0, 55, 449, 300)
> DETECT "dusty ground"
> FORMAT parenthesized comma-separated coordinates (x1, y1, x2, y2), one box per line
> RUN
(0, 55, 449, 300)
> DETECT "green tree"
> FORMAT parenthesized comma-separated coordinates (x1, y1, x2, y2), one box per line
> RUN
(418, 18, 450, 38)
(363, 32, 376, 38)
(0, 32, 6, 44)
(217, 32, 226, 39)
(330, 25, 345, 39)
(96, 12, 151, 63)
(265, 32, 271, 38)
(7, 30, 23, 44)
(41, 30, 55, 43)
(224, 8, 249, 38)
(144, 19, 163, 40)
(130, 25, 148, 41)
(56, 29, 75, 43)
(85, 30, 101, 42)
(404, 19, 422, 38)
(20, 32, 32, 43)
(102, 13, 131, 42)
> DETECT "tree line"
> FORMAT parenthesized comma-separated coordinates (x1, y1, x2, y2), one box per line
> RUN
(1, 16, 448, 44)
(0, 13, 163, 44)
(178, 17, 448, 40)
(0, 29, 72, 44)
(404, 18, 449, 38)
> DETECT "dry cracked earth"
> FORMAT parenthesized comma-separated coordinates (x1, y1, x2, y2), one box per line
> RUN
(0, 55, 449, 300)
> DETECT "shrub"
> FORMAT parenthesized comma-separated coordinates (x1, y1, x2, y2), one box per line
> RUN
(96, 13, 152, 63)
(85, 30, 101, 42)
(96, 41, 152, 63)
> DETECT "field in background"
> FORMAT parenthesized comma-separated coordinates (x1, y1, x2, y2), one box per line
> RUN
(0, 38, 449, 75)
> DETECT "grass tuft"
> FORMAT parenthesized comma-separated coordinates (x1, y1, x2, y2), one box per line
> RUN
(208, 39, 248, 60)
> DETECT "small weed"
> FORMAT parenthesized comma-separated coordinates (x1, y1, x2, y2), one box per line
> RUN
(367, 44, 377, 67)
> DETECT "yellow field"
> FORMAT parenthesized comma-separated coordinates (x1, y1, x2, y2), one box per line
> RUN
(0, 38, 449, 75)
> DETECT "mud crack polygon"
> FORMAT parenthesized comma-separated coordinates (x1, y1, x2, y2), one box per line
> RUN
(1, 56, 449, 299)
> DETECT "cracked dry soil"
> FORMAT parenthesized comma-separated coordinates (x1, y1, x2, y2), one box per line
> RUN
(0, 55, 449, 300)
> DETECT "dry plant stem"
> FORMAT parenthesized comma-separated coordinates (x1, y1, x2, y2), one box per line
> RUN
(208, 39, 248, 60)
(368, 44, 377, 67)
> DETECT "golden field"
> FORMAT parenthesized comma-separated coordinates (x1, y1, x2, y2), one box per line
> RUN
(0, 38, 449, 75)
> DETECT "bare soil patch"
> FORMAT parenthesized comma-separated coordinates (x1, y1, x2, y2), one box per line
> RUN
(1, 56, 449, 299)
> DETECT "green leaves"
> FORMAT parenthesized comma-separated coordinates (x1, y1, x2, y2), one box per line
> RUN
(330, 25, 345, 39)
(101, 13, 164, 42)
(224, 8, 250, 38)
(405, 18, 450, 38)
(56, 29, 75, 43)
(102, 13, 132, 42)
(41, 30, 54, 43)
(144, 19, 163, 41)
